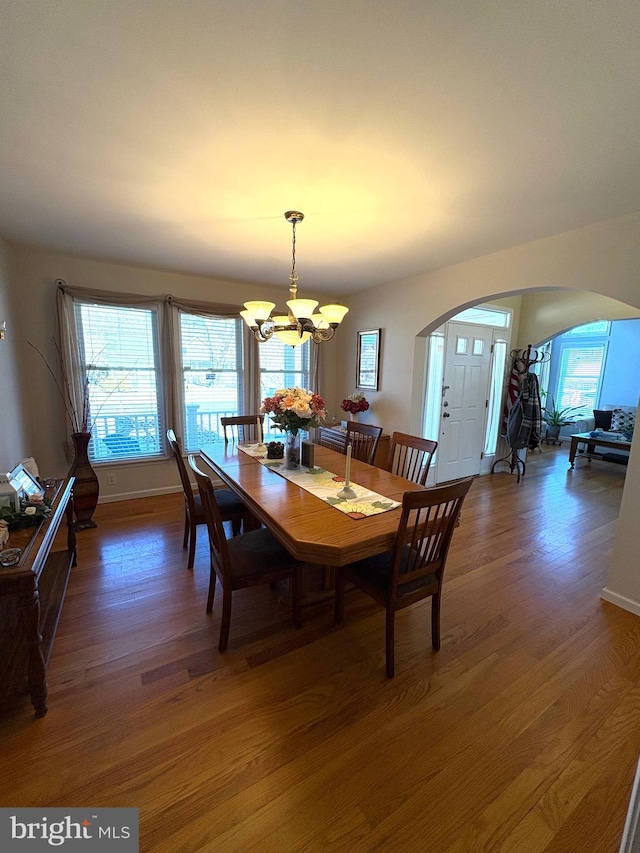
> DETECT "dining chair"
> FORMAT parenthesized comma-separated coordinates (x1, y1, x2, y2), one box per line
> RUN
(334, 476, 474, 677)
(167, 429, 251, 569)
(221, 415, 265, 444)
(345, 421, 383, 465)
(188, 454, 303, 651)
(387, 432, 438, 486)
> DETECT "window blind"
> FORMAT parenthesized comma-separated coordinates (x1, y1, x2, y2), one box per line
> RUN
(557, 344, 606, 411)
(74, 302, 164, 461)
(179, 313, 244, 451)
(259, 340, 310, 438)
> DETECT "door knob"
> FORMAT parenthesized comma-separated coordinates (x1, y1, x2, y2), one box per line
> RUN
(443, 401, 449, 407)
(443, 412, 450, 418)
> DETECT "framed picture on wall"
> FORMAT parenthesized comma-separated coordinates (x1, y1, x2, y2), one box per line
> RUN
(356, 329, 381, 390)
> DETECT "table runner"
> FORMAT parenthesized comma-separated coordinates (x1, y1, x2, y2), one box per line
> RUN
(238, 444, 400, 519)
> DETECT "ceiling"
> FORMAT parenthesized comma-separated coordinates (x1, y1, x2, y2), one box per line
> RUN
(1, 1, 639, 295)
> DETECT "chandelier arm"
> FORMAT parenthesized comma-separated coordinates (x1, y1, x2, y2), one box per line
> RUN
(311, 327, 336, 343)
(253, 322, 274, 342)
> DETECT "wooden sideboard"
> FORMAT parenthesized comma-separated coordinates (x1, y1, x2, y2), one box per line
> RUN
(317, 425, 391, 469)
(0, 477, 76, 717)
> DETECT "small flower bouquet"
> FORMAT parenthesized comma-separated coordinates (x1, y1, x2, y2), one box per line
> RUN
(0, 494, 52, 530)
(261, 387, 327, 435)
(340, 392, 370, 415)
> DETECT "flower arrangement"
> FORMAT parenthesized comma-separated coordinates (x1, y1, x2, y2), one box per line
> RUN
(0, 493, 52, 530)
(340, 392, 370, 415)
(261, 387, 327, 435)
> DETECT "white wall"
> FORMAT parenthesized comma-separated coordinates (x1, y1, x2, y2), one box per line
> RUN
(602, 433, 640, 615)
(0, 240, 31, 472)
(600, 320, 640, 406)
(516, 289, 640, 349)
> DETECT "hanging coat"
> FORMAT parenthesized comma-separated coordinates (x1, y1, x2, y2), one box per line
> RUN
(502, 361, 522, 432)
(506, 372, 542, 450)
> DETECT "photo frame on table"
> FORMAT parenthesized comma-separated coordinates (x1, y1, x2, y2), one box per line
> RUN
(6, 462, 44, 500)
(356, 329, 381, 391)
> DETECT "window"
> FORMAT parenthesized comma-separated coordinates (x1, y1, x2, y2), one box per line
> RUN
(483, 338, 508, 455)
(259, 339, 311, 438)
(544, 321, 611, 416)
(179, 313, 244, 451)
(556, 344, 606, 412)
(74, 302, 164, 462)
(452, 305, 511, 328)
(422, 331, 445, 443)
(60, 287, 314, 463)
(564, 320, 610, 336)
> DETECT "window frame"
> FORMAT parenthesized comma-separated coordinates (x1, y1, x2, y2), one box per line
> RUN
(259, 338, 311, 438)
(57, 285, 318, 466)
(553, 340, 608, 414)
(72, 298, 166, 465)
(177, 310, 246, 452)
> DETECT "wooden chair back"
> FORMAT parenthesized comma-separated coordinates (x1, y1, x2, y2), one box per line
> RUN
(390, 477, 472, 601)
(188, 453, 303, 650)
(221, 415, 265, 444)
(334, 476, 473, 676)
(345, 421, 383, 465)
(188, 454, 232, 587)
(388, 432, 438, 486)
(167, 429, 196, 515)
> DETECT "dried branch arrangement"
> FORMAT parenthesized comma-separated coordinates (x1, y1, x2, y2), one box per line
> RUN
(27, 338, 90, 434)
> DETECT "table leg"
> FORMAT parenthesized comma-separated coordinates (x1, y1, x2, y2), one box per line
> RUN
(569, 437, 580, 468)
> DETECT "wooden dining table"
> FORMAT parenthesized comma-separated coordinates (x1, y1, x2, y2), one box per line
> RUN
(199, 442, 424, 566)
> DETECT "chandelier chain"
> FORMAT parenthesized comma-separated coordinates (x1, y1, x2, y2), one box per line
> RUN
(289, 218, 298, 290)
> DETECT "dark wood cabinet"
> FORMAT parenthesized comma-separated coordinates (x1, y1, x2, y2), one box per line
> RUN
(0, 478, 76, 717)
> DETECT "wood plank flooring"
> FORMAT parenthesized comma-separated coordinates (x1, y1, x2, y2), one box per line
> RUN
(1, 445, 638, 852)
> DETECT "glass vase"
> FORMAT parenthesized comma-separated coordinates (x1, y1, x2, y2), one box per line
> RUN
(284, 431, 300, 470)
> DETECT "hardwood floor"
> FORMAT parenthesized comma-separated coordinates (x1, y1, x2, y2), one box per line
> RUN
(1, 445, 638, 852)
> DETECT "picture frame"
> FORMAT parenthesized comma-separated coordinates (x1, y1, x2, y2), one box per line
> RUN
(6, 463, 44, 500)
(356, 329, 381, 391)
(301, 439, 315, 470)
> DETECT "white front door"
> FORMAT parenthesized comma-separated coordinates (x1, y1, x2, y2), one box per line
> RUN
(436, 322, 494, 482)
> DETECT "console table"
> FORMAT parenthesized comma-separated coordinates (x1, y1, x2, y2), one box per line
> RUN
(316, 425, 390, 469)
(0, 477, 76, 717)
(568, 432, 631, 469)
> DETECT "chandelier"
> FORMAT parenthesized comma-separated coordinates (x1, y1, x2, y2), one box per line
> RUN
(240, 211, 349, 346)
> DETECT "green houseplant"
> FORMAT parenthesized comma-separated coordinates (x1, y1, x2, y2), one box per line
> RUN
(542, 397, 582, 439)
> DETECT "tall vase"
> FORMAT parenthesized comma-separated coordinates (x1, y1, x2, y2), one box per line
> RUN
(70, 431, 99, 529)
(349, 412, 358, 422)
(284, 431, 300, 470)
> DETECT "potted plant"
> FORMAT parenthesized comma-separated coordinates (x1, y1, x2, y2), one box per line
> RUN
(542, 397, 582, 440)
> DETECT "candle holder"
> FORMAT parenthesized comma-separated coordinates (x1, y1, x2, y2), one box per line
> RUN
(337, 485, 357, 500)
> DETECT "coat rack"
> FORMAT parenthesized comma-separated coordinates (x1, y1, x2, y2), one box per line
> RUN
(510, 343, 550, 375)
(490, 344, 550, 482)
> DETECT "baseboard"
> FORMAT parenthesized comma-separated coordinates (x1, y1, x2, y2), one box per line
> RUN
(98, 485, 183, 504)
(600, 587, 640, 617)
